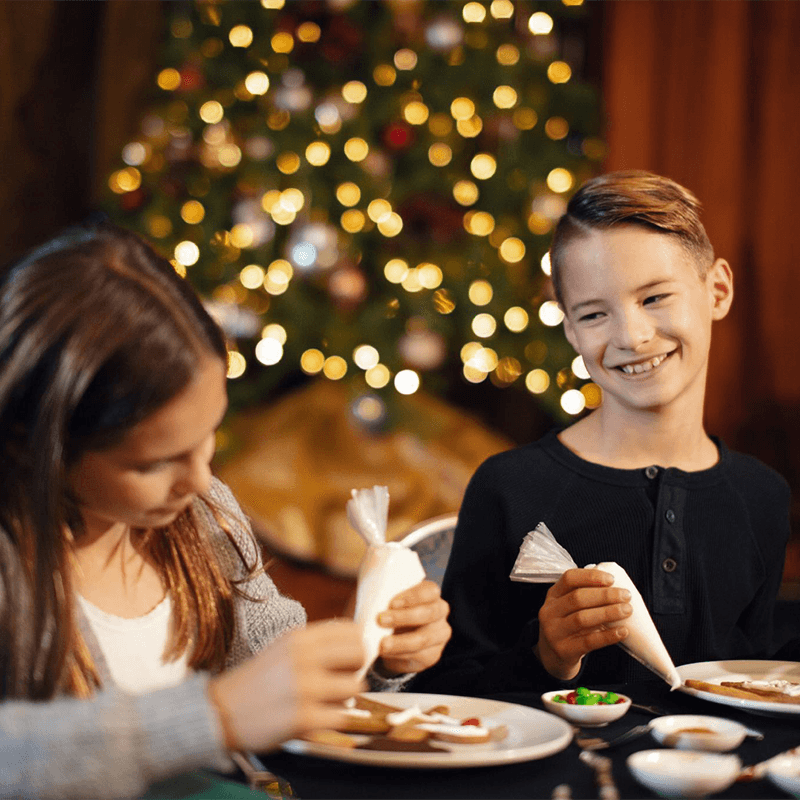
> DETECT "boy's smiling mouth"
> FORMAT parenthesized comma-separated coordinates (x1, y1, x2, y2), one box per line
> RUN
(614, 351, 673, 375)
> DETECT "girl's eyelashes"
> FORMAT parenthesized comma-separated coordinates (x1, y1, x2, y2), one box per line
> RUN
(135, 459, 172, 474)
(579, 310, 605, 322)
(643, 293, 670, 305)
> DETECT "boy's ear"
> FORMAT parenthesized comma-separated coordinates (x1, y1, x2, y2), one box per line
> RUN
(707, 258, 734, 320)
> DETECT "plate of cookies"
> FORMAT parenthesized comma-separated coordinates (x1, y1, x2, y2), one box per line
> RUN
(283, 692, 574, 767)
(677, 661, 800, 717)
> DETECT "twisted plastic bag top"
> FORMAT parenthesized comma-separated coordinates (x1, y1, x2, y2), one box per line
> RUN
(346, 485, 390, 547)
(509, 522, 578, 582)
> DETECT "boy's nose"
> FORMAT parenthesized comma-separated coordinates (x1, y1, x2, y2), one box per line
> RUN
(612, 310, 653, 350)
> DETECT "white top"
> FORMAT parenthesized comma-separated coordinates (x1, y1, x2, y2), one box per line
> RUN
(77, 593, 190, 695)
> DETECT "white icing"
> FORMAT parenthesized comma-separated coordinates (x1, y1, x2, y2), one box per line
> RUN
(416, 723, 489, 738)
(385, 706, 462, 726)
(344, 697, 356, 708)
(740, 680, 800, 697)
(343, 708, 372, 718)
(386, 706, 423, 726)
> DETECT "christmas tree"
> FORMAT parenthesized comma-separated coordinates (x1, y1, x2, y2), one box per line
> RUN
(106, 0, 604, 441)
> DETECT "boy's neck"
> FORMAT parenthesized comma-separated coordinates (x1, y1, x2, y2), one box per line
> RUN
(559, 403, 719, 472)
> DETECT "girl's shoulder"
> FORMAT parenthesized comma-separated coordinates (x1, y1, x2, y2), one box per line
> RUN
(193, 477, 262, 577)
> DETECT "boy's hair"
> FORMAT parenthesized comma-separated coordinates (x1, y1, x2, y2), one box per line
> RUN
(0, 223, 255, 700)
(549, 170, 715, 306)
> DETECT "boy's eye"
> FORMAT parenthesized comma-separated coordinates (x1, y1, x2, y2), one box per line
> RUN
(644, 293, 670, 305)
(579, 311, 604, 322)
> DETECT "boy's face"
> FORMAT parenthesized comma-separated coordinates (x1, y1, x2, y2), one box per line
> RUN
(559, 225, 732, 415)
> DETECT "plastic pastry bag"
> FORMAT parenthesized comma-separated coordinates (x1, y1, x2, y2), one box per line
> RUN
(509, 523, 681, 690)
(348, 486, 426, 681)
(585, 561, 682, 690)
(509, 522, 578, 582)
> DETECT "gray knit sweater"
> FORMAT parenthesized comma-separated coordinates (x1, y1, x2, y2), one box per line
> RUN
(0, 479, 398, 799)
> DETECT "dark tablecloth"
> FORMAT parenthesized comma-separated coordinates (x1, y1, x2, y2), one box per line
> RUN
(258, 681, 799, 799)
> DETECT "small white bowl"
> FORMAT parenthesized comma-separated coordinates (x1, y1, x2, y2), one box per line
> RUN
(767, 754, 800, 799)
(649, 714, 747, 752)
(541, 689, 631, 727)
(627, 749, 741, 798)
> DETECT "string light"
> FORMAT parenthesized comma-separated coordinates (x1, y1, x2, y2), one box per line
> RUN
(394, 369, 420, 395)
(354, 345, 380, 369)
(366, 364, 391, 388)
(561, 389, 586, 415)
(463, 3, 487, 23)
(572, 356, 590, 379)
(526, 369, 550, 394)
(469, 280, 493, 305)
(300, 349, 325, 374)
(227, 351, 247, 379)
(529, 12, 554, 34)
(229, 25, 253, 48)
(539, 301, 565, 326)
(174, 241, 200, 266)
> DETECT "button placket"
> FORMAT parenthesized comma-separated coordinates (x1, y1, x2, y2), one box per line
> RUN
(651, 478, 686, 614)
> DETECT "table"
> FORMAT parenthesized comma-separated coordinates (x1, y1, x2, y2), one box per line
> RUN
(258, 681, 799, 799)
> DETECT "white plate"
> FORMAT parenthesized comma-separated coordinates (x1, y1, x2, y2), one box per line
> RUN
(676, 660, 800, 717)
(282, 692, 573, 768)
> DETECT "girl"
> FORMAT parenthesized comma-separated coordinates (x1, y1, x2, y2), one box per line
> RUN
(0, 223, 450, 798)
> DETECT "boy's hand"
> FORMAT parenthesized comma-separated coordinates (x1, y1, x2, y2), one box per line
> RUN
(535, 568, 632, 680)
(375, 580, 451, 675)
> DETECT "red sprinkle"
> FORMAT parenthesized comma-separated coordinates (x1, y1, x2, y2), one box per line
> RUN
(565, 692, 578, 705)
(461, 717, 481, 726)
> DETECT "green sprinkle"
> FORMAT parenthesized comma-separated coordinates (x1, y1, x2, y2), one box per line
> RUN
(576, 686, 590, 696)
(583, 694, 600, 705)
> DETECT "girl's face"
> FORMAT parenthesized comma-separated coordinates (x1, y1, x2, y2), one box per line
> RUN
(68, 355, 228, 538)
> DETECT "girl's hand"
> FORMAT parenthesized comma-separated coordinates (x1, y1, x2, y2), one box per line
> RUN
(535, 567, 632, 680)
(208, 619, 366, 752)
(375, 579, 451, 675)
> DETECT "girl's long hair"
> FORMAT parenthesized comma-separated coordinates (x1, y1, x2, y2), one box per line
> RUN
(0, 223, 252, 699)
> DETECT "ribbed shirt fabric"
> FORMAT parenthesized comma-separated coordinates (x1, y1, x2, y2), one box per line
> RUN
(410, 429, 791, 697)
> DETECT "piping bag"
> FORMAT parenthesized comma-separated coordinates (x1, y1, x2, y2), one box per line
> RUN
(510, 522, 681, 690)
(348, 486, 426, 681)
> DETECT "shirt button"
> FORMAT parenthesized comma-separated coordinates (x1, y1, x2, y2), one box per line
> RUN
(665, 509, 676, 523)
(662, 557, 678, 573)
(645, 466, 659, 479)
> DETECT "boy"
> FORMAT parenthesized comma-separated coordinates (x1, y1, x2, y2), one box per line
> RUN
(411, 171, 791, 694)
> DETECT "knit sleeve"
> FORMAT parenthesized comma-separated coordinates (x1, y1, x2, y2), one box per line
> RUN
(0, 673, 230, 800)
(199, 478, 307, 669)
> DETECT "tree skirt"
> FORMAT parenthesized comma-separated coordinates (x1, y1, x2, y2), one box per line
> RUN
(216, 380, 512, 577)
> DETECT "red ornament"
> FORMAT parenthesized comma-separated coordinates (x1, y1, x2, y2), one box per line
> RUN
(120, 188, 146, 212)
(383, 121, 413, 150)
(179, 65, 205, 92)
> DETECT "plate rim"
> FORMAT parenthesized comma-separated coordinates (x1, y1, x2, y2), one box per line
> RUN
(281, 691, 574, 768)
(676, 659, 800, 716)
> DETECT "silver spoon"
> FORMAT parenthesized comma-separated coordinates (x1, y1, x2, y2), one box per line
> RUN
(575, 724, 652, 751)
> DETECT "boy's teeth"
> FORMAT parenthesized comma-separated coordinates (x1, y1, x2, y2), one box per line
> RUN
(620, 353, 668, 375)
